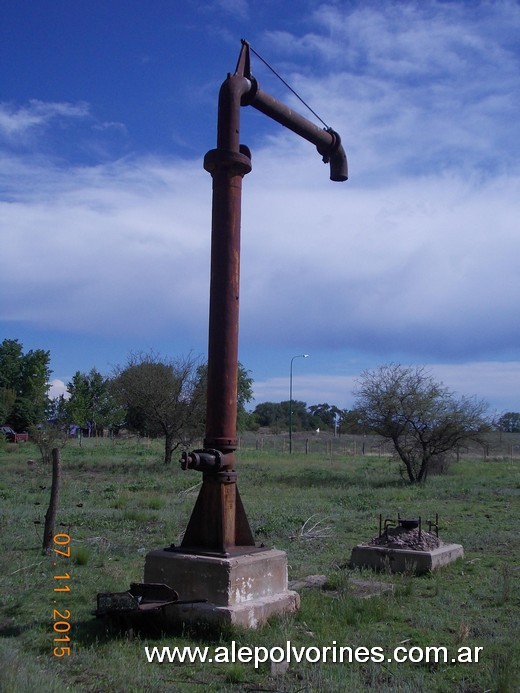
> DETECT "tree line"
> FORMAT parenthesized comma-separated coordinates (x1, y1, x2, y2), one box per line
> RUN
(0, 340, 253, 464)
(54, 353, 253, 464)
(1, 339, 518, 481)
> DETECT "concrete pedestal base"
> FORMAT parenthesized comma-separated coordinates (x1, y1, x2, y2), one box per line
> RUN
(144, 548, 299, 629)
(350, 543, 464, 575)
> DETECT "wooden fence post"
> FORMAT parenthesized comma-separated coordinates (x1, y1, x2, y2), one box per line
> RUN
(42, 448, 61, 553)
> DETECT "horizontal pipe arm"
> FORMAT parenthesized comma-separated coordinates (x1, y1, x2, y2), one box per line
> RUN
(245, 84, 348, 182)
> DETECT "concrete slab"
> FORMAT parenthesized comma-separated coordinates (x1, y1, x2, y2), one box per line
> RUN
(161, 591, 299, 629)
(350, 543, 464, 575)
(144, 548, 299, 628)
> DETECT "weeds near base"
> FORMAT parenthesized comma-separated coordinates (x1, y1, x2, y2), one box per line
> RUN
(290, 513, 333, 540)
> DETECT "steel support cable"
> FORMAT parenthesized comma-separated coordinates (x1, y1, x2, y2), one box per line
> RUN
(247, 42, 331, 131)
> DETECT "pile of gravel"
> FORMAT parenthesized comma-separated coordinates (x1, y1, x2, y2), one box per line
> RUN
(369, 526, 442, 551)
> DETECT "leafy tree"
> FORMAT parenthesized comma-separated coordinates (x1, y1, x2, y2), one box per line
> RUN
(0, 388, 16, 425)
(66, 369, 121, 436)
(252, 400, 309, 431)
(112, 352, 205, 463)
(253, 402, 284, 429)
(308, 403, 343, 431)
(496, 412, 520, 433)
(0, 339, 51, 430)
(195, 362, 254, 432)
(237, 364, 254, 431)
(354, 363, 489, 483)
(66, 372, 90, 431)
(47, 394, 69, 428)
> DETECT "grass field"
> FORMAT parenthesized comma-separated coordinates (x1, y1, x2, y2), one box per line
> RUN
(0, 436, 518, 692)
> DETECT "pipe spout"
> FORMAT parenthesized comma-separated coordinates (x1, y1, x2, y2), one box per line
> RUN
(318, 128, 348, 182)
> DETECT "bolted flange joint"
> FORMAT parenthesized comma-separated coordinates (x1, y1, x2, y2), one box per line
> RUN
(206, 469, 237, 484)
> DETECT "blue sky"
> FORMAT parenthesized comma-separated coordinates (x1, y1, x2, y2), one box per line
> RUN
(1, 0, 519, 414)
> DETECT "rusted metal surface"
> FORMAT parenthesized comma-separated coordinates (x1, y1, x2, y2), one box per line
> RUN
(179, 470, 255, 553)
(95, 583, 179, 617)
(378, 513, 440, 542)
(179, 40, 348, 556)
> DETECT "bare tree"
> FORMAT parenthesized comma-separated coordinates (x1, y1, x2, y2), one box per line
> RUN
(354, 364, 489, 482)
(112, 352, 205, 464)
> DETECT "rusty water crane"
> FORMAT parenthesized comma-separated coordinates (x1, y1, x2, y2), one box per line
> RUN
(178, 40, 347, 556)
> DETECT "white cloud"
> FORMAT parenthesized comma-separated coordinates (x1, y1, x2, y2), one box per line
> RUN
(48, 379, 69, 400)
(1, 94, 518, 359)
(239, 168, 519, 359)
(252, 361, 520, 413)
(263, 1, 520, 183)
(0, 154, 211, 337)
(427, 362, 520, 414)
(252, 373, 357, 409)
(0, 100, 90, 139)
(215, 0, 249, 20)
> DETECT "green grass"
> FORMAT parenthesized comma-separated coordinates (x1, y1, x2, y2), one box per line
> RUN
(0, 437, 518, 691)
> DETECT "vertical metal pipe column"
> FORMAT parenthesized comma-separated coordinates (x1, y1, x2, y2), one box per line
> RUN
(203, 74, 252, 459)
(179, 67, 257, 555)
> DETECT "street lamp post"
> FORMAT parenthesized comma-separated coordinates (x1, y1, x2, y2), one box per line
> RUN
(289, 354, 309, 454)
